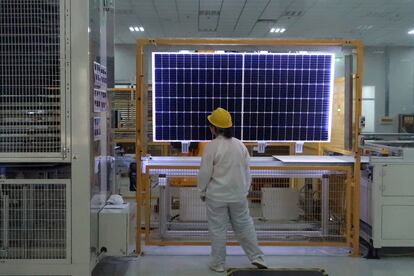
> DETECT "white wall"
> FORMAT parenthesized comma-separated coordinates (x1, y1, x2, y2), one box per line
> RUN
(364, 48, 388, 132)
(114, 44, 136, 84)
(115, 44, 414, 133)
(389, 48, 414, 125)
(364, 47, 414, 132)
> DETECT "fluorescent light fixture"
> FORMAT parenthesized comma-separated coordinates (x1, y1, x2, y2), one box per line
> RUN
(88, 27, 90, 33)
(357, 25, 373, 31)
(408, 29, 414, 35)
(179, 50, 191, 53)
(215, 50, 225, 53)
(271, 27, 286, 33)
(139, 27, 144, 32)
(129, 26, 134, 32)
(134, 26, 139, 32)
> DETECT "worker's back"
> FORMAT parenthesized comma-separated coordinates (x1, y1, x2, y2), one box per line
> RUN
(201, 135, 250, 202)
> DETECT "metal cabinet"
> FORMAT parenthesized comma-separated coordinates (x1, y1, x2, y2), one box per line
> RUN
(98, 203, 135, 256)
(361, 160, 414, 254)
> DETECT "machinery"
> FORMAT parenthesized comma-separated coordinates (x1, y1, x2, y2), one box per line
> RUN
(142, 156, 352, 245)
(134, 38, 365, 256)
(0, 0, 115, 275)
(398, 114, 414, 133)
(360, 134, 414, 257)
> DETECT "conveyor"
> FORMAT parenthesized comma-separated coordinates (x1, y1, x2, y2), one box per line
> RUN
(142, 156, 363, 172)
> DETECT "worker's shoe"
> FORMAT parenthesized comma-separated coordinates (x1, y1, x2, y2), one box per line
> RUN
(252, 257, 268, 269)
(209, 264, 225, 273)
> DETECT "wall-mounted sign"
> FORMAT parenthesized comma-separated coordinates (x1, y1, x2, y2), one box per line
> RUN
(94, 62, 107, 112)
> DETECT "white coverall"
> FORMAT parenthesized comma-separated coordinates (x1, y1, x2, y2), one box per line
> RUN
(197, 135, 263, 266)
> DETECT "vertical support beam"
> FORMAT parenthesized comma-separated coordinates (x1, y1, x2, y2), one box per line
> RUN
(22, 187, 28, 258)
(1, 195, 9, 250)
(321, 175, 330, 236)
(289, 143, 295, 155)
(351, 42, 364, 256)
(159, 185, 167, 239)
(317, 143, 323, 155)
(145, 172, 151, 242)
(135, 39, 146, 254)
(162, 144, 169, 155)
(346, 169, 352, 246)
(384, 47, 390, 117)
(158, 177, 170, 239)
(344, 55, 353, 151)
(70, 0, 91, 267)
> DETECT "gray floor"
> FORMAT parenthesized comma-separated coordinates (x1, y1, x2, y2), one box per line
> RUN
(92, 246, 414, 276)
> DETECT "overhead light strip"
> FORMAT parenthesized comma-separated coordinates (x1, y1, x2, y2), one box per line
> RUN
(270, 27, 286, 33)
(129, 26, 145, 32)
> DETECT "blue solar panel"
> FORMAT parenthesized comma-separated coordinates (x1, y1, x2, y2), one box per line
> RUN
(153, 53, 244, 141)
(153, 52, 334, 142)
(243, 53, 332, 141)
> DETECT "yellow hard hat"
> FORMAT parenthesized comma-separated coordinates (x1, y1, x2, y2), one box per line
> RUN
(207, 108, 233, 128)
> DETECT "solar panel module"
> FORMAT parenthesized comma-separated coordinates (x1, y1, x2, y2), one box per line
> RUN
(152, 52, 334, 142)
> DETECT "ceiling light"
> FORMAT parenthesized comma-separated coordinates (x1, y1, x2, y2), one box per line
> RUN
(357, 25, 374, 31)
(408, 29, 414, 35)
(270, 27, 286, 34)
(134, 26, 139, 32)
(139, 27, 144, 32)
(129, 26, 134, 32)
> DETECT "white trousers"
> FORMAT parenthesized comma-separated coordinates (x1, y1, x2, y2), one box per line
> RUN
(206, 198, 263, 266)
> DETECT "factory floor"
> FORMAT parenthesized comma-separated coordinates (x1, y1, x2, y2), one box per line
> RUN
(92, 246, 414, 276)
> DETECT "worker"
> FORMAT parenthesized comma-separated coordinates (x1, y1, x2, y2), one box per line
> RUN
(197, 107, 267, 273)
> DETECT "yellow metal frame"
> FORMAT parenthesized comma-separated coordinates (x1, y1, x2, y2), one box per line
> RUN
(135, 38, 364, 256)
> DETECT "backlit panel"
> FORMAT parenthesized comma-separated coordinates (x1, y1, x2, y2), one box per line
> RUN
(153, 52, 334, 142)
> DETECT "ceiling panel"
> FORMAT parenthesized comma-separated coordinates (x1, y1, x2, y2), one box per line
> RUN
(259, 0, 291, 20)
(233, 0, 270, 36)
(216, 1, 246, 34)
(176, 0, 198, 14)
(199, 0, 222, 10)
(153, 0, 179, 22)
(114, 0, 414, 46)
(198, 0, 222, 32)
(175, 0, 198, 35)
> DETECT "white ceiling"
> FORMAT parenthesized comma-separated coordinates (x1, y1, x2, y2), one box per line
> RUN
(114, 0, 414, 46)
